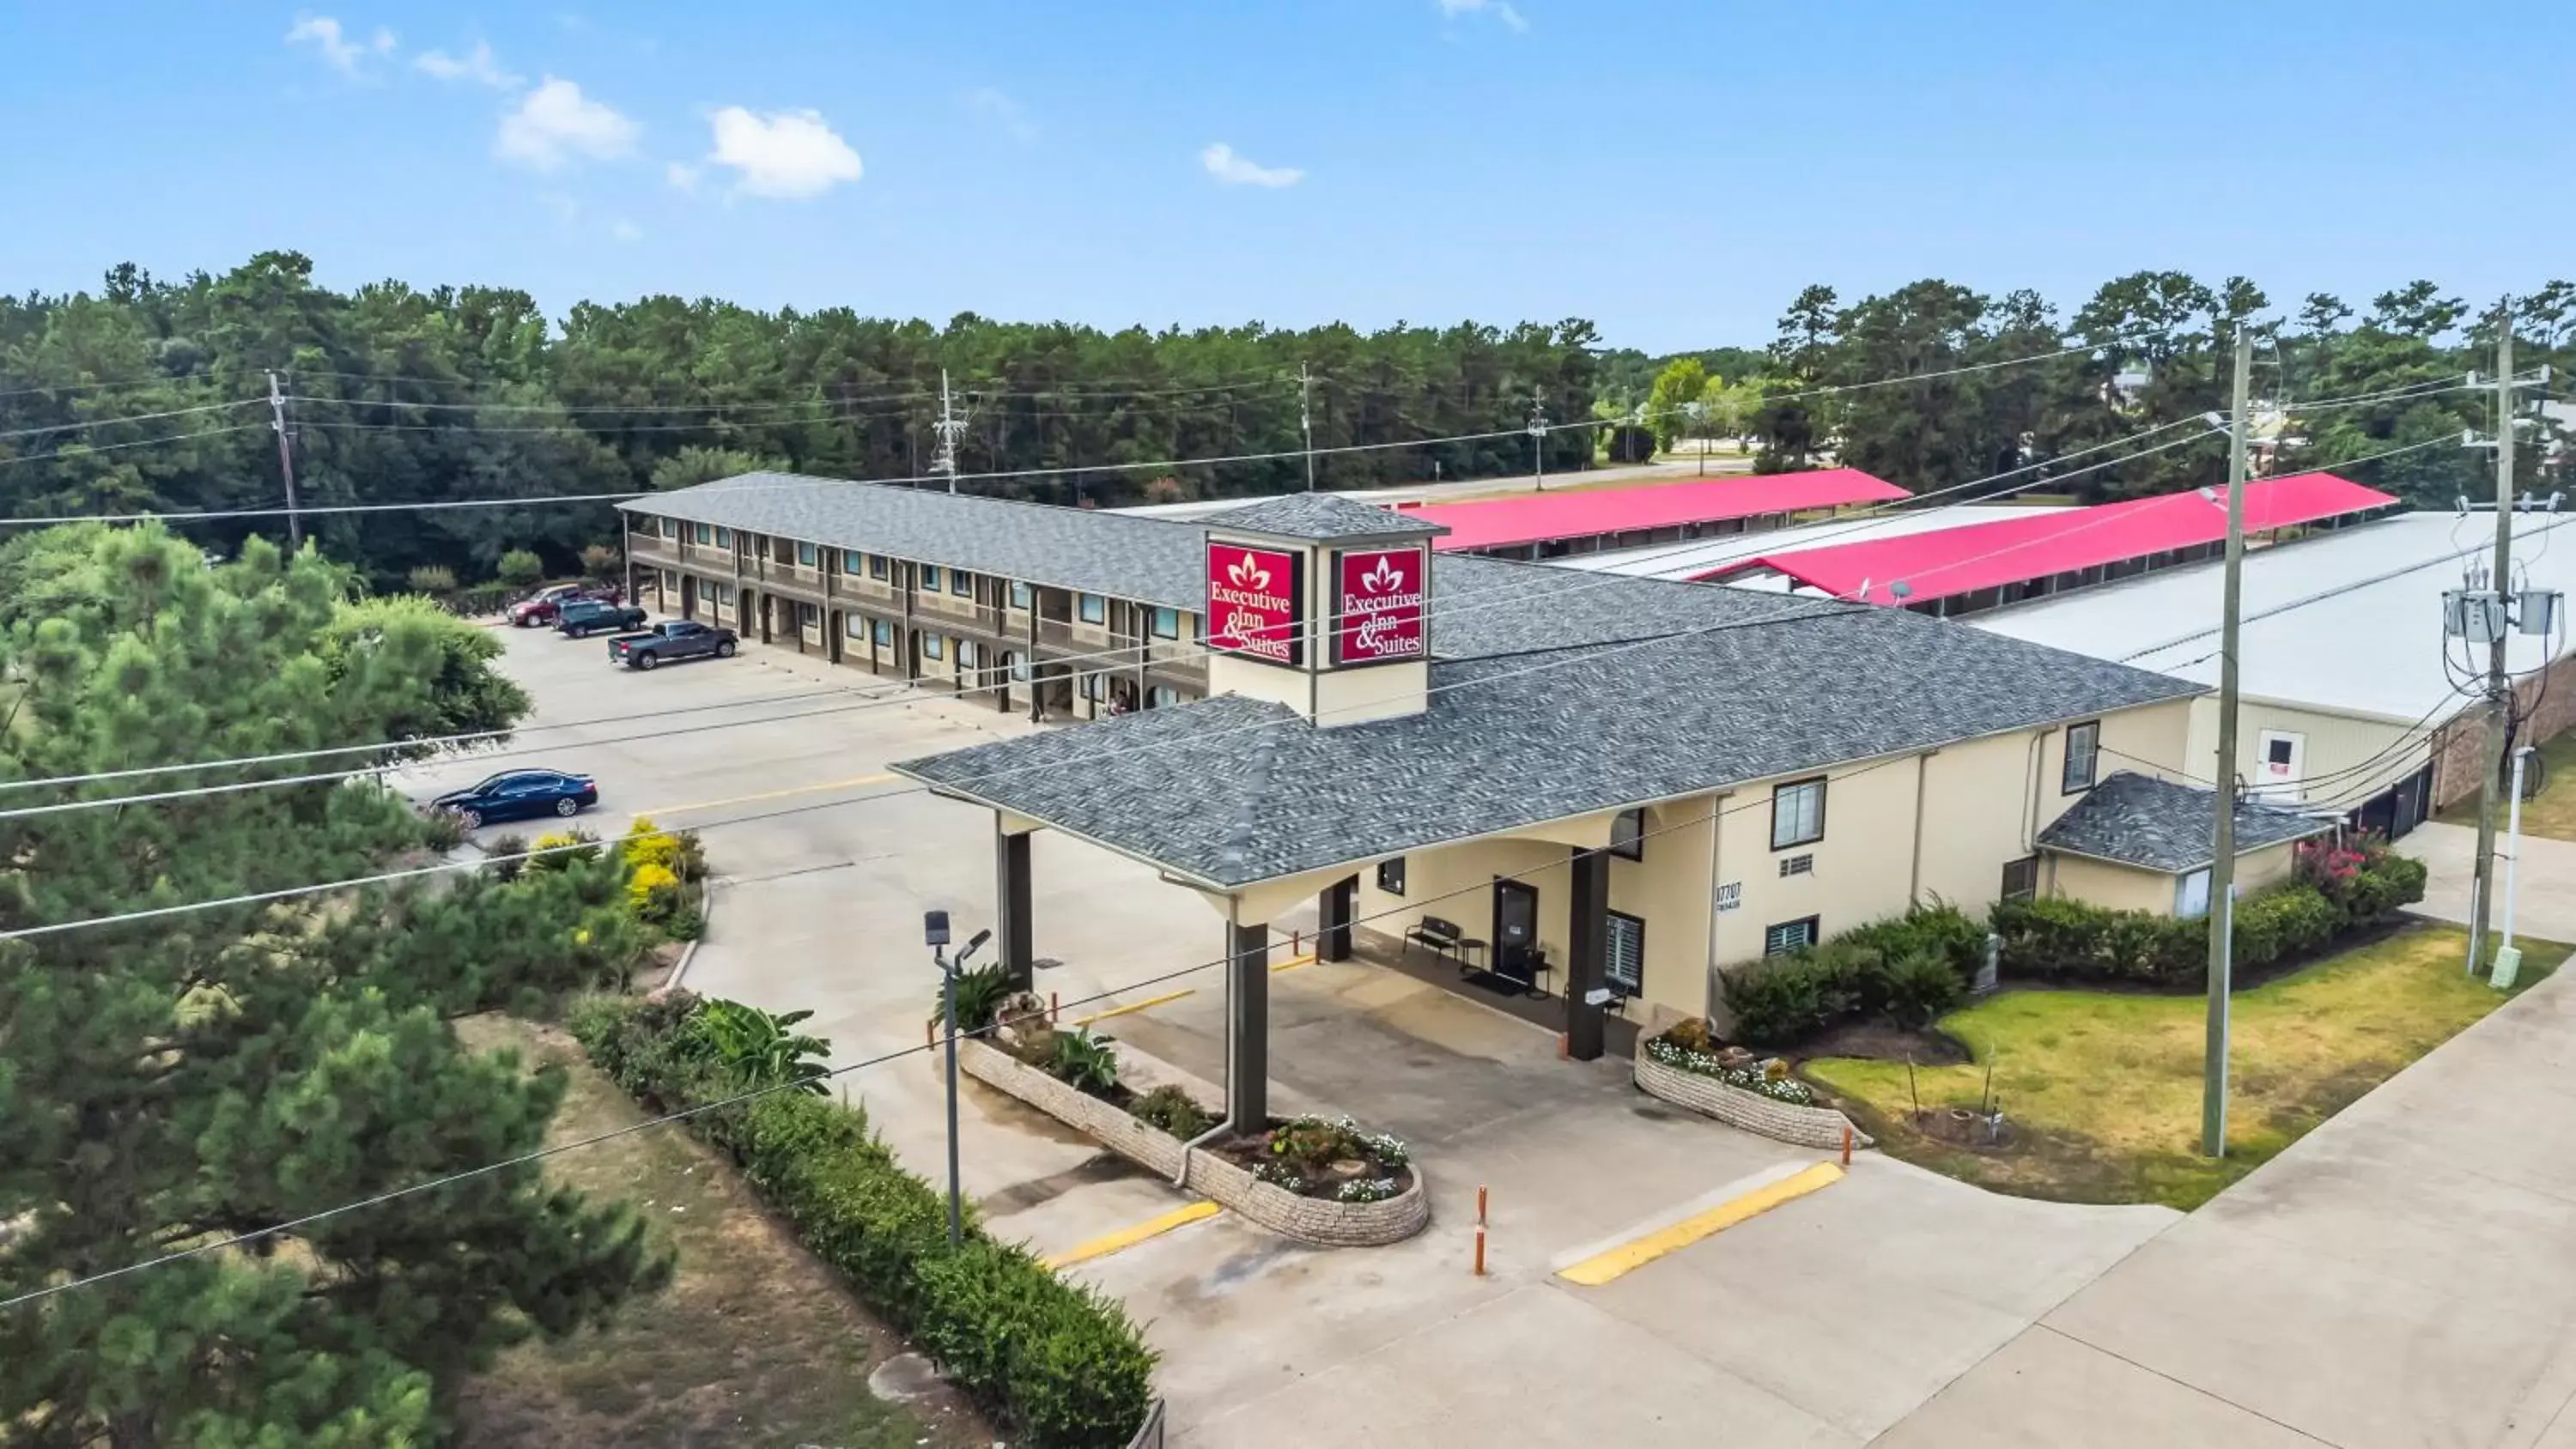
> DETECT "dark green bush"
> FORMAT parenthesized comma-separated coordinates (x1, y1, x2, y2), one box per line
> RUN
(568, 994, 1156, 1446)
(1131, 1083, 1215, 1139)
(1838, 900, 1986, 983)
(932, 961, 1014, 1034)
(1880, 949, 1969, 1028)
(1990, 895, 2203, 985)
(1721, 951, 1857, 1046)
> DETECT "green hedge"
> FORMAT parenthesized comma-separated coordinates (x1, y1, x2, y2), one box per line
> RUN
(1720, 903, 1977, 1047)
(1990, 840, 2427, 989)
(569, 993, 1156, 1447)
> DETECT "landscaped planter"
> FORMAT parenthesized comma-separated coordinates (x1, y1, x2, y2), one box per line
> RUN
(960, 1039, 1429, 1248)
(1634, 1050, 1873, 1150)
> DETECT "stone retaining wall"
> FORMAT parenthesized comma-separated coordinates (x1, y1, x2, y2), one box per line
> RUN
(960, 1040, 1428, 1248)
(1633, 1051, 1874, 1150)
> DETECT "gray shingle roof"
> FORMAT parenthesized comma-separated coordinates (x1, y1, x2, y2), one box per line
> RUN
(619, 472, 1209, 608)
(896, 603, 2206, 888)
(2038, 771, 2330, 874)
(1200, 491, 1447, 541)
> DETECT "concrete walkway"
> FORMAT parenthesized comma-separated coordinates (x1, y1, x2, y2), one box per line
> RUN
(1875, 963, 2576, 1448)
(2400, 820, 2576, 945)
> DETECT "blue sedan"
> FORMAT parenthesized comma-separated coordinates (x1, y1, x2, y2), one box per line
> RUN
(429, 768, 598, 830)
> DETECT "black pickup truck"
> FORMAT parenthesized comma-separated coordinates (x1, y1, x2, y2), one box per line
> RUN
(556, 599, 649, 638)
(608, 620, 738, 670)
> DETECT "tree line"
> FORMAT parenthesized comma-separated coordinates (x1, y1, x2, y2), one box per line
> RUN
(0, 252, 1602, 588)
(1600, 273, 2573, 509)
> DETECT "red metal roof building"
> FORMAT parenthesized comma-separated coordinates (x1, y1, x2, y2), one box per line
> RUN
(1396, 467, 1910, 558)
(1709, 472, 2401, 615)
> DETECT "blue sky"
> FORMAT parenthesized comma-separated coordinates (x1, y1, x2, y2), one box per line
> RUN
(2, 1, 2566, 352)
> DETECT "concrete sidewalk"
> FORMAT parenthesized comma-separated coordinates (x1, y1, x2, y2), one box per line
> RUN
(1875, 965, 2576, 1448)
(2400, 820, 2576, 946)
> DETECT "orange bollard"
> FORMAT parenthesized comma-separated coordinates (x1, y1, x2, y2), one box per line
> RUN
(1558, 1033, 1570, 1060)
(925, 1018, 933, 1046)
(1841, 1124, 1853, 1167)
(1473, 1225, 1487, 1276)
(1477, 1184, 1488, 1226)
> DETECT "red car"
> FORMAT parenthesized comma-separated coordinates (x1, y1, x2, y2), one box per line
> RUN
(507, 583, 620, 627)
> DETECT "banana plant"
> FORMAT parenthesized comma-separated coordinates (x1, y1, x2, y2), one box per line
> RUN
(686, 997, 832, 1094)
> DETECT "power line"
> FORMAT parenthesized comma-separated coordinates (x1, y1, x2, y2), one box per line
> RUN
(0, 422, 267, 468)
(0, 398, 262, 441)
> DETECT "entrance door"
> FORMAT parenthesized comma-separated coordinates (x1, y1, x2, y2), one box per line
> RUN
(1492, 878, 1539, 985)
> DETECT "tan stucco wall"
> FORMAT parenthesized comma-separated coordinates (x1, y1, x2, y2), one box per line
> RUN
(2045, 853, 2179, 914)
(2182, 695, 2427, 809)
(2239, 839, 2299, 894)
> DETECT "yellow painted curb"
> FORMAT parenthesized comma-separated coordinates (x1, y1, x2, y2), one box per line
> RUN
(1270, 952, 1320, 973)
(645, 771, 896, 818)
(1556, 1162, 1844, 1286)
(1071, 987, 1196, 1027)
(1044, 1200, 1221, 1269)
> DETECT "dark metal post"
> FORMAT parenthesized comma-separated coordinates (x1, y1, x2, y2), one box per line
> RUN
(996, 822, 1033, 990)
(1226, 918, 1269, 1129)
(1319, 876, 1355, 961)
(939, 945, 962, 1245)
(1566, 847, 1609, 1060)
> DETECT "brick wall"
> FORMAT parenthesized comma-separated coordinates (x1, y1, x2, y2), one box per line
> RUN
(2432, 652, 2576, 809)
(1633, 1052, 1872, 1150)
(958, 1040, 1428, 1248)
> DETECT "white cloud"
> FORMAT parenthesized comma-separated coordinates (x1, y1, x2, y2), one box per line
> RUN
(1437, 0, 1528, 30)
(496, 76, 639, 170)
(665, 161, 702, 193)
(416, 40, 519, 88)
(1200, 142, 1302, 189)
(611, 218, 642, 241)
(964, 87, 1036, 142)
(286, 15, 395, 75)
(702, 107, 863, 199)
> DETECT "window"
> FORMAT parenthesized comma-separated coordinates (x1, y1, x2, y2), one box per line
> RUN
(1771, 777, 1826, 850)
(797, 603, 818, 628)
(951, 569, 973, 597)
(921, 633, 945, 662)
(1606, 911, 1645, 995)
(920, 565, 943, 593)
(957, 640, 980, 671)
(2001, 855, 2039, 903)
(1764, 916, 1820, 956)
(1078, 593, 1107, 625)
(659, 569, 677, 593)
(1011, 581, 1033, 610)
(1376, 857, 1406, 895)
(2176, 868, 2212, 919)
(1778, 853, 1814, 877)
(1008, 652, 1030, 683)
(1079, 671, 1105, 701)
(796, 542, 818, 567)
(693, 522, 714, 545)
(869, 554, 888, 580)
(1609, 808, 1644, 861)
(842, 549, 864, 574)
(1147, 685, 1181, 708)
(714, 527, 734, 549)
(1151, 607, 1181, 640)
(712, 583, 734, 607)
(2063, 720, 2100, 793)
(872, 618, 893, 647)
(658, 517, 677, 537)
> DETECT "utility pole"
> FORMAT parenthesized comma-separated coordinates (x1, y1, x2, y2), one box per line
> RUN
(931, 368, 970, 494)
(2468, 315, 2518, 974)
(266, 369, 301, 550)
(1299, 362, 1316, 492)
(1528, 397, 1548, 492)
(2202, 324, 2253, 1161)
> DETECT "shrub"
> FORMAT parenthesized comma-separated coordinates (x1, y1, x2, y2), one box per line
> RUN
(1838, 900, 1987, 984)
(1990, 895, 2202, 986)
(685, 998, 831, 1094)
(1264, 1115, 1408, 1177)
(1130, 1083, 1215, 1139)
(1603, 423, 1656, 464)
(1337, 1177, 1403, 1203)
(932, 962, 1014, 1034)
(526, 828, 601, 874)
(627, 862, 683, 924)
(661, 906, 707, 942)
(405, 564, 459, 594)
(1043, 1028, 1121, 1097)
(1721, 951, 1856, 1046)
(1880, 949, 1968, 1028)
(566, 995, 1156, 1446)
(497, 548, 544, 588)
(419, 807, 466, 852)
(487, 832, 529, 882)
(580, 543, 622, 581)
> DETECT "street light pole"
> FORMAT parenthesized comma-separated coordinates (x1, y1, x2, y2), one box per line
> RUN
(2202, 324, 2254, 1161)
(924, 911, 992, 1246)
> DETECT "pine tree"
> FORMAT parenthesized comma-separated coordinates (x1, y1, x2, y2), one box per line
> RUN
(0, 525, 668, 1446)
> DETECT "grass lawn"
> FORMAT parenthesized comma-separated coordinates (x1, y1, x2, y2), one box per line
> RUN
(452, 1016, 992, 1449)
(1804, 923, 2567, 1210)
(2437, 729, 2576, 841)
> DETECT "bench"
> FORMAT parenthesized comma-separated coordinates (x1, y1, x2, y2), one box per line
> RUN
(1404, 915, 1464, 963)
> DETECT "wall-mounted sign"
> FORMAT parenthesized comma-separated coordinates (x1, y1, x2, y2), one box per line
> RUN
(1206, 542, 1304, 664)
(1331, 546, 1427, 666)
(1714, 882, 1742, 913)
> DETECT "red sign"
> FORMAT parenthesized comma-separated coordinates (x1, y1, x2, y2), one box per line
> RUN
(1206, 543, 1304, 664)
(1332, 547, 1426, 665)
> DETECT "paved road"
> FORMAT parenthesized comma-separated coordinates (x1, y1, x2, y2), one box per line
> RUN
(2402, 820, 2576, 947)
(1877, 963, 2576, 1448)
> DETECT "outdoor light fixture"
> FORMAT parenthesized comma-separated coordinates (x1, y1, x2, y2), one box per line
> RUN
(923, 909, 951, 948)
(926, 910, 991, 1246)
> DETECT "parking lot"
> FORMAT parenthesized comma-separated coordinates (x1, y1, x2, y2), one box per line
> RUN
(412, 627, 2186, 1446)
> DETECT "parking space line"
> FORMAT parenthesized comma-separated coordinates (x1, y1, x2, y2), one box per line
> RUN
(1071, 987, 1196, 1027)
(1042, 1200, 1222, 1270)
(1270, 952, 1319, 973)
(642, 772, 896, 819)
(1554, 1161, 1843, 1287)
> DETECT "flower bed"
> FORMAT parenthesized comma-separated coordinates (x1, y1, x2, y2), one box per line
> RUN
(959, 1039, 1428, 1248)
(1634, 1022, 1872, 1151)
